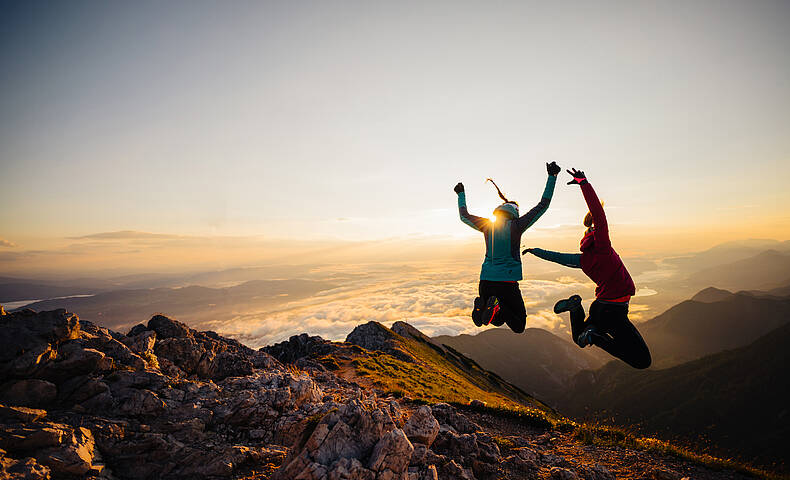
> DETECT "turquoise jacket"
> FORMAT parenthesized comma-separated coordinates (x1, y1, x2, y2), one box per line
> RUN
(458, 175, 557, 281)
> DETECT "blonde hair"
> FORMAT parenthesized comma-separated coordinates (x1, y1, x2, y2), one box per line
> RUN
(583, 201, 604, 227)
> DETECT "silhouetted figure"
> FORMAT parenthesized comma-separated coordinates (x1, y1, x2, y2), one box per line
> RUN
(455, 161, 561, 333)
(524, 168, 651, 369)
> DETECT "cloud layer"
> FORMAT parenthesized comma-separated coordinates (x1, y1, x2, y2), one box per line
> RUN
(215, 266, 599, 348)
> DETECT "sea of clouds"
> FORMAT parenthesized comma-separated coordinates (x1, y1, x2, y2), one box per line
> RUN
(210, 262, 636, 348)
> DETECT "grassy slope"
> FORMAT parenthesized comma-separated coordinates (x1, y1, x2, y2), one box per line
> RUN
(330, 321, 783, 479)
(344, 323, 554, 415)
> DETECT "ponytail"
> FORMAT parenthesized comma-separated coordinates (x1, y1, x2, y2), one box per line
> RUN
(486, 178, 514, 205)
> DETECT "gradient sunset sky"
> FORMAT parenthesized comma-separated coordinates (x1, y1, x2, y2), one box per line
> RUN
(2, 1, 789, 274)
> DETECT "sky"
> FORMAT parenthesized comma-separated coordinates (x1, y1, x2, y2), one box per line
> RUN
(1, 0, 790, 276)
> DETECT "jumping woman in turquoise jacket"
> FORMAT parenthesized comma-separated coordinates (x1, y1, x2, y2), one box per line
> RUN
(454, 161, 561, 333)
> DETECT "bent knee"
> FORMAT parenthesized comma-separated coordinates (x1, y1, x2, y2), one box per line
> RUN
(632, 353, 652, 369)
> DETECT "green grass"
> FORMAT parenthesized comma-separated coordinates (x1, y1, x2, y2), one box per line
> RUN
(451, 401, 554, 430)
(346, 326, 550, 412)
(352, 350, 528, 408)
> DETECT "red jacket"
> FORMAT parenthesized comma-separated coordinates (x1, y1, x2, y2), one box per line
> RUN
(579, 182, 635, 300)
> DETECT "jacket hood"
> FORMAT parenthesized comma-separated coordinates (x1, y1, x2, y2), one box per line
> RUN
(493, 202, 519, 219)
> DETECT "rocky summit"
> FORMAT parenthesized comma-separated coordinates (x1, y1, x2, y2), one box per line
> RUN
(0, 308, 760, 479)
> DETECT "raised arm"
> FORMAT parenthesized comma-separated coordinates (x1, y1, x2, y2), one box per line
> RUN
(567, 169, 611, 249)
(513, 162, 560, 233)
(523, 248, 582, 268)
(455, 183, 490, 232)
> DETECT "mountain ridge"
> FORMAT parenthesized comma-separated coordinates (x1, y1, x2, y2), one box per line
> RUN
(0, 307, 771, 479)
(561, 321, 790, 471)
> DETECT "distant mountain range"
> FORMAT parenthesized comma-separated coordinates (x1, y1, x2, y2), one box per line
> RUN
(561, 321, 790, 470)
(13, 279, 336, 332)
(683, 250, 790, 292)
(639, 287, 790, 367)
(664, 239, 790, 272)
(433, 328, 605, 406)
(430, 284, 790, 470)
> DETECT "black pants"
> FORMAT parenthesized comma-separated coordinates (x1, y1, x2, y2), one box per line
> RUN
(569, 300, 651, 369)
(478, 280, 526, 333)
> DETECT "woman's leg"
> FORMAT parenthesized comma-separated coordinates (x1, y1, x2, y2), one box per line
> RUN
(569, 304, 587, 345)
(472, 281, 491, 326)
(587, 302, 652, 369)
(495, 282, 527, 333)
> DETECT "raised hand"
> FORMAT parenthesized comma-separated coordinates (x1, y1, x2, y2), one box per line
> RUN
(546, 161, 561, 176)
(454, 182, 465, 194)
(566, 168, 588, 185)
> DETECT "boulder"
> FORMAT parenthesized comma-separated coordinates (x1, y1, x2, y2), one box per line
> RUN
(368, 428, 414, 479)
(123, 329, 156, 356)
(148, 314, 192, 339)
(327, 457, 375, 480)
(116, 389, 166, 416)
(403, 406, 439, 447)
(345, 322, 416, 363)
(36, 426, 99, 476)
(100, 338, 147, 371)
(263, 333, 334, 364)
(0, 404, 47, 423)
(0, 309, 79, 378)
(432, 430, 479, 462)
(0, 380, 57, 408)
(0, 424, 65, 451)
(35, 344, 108, 381)
(429, 403, 480, 434)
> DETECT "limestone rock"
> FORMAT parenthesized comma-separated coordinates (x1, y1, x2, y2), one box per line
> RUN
(148, 314, 192, 339)
(368, 428, 414, 477)
(403, 406, 439, 447)
(345, 322, 416, 363)
(0, 379, 57, 408)
(327, 457, 375, 480)
(0, 309, 79, 378)
(35, 426, 98, 476)
(0, 404, 47, 423)
(429, 403, 480, 434)
(263, 333, 334, 364)
(0, 450, 52, 479)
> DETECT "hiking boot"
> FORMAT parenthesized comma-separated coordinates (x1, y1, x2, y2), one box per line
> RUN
(554, 294, 582, 314)
(472, 297, 485, 327)
(484, 296, 501, 325)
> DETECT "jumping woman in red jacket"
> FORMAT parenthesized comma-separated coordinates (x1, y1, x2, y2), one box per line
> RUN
(523, 168, 651, 369)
